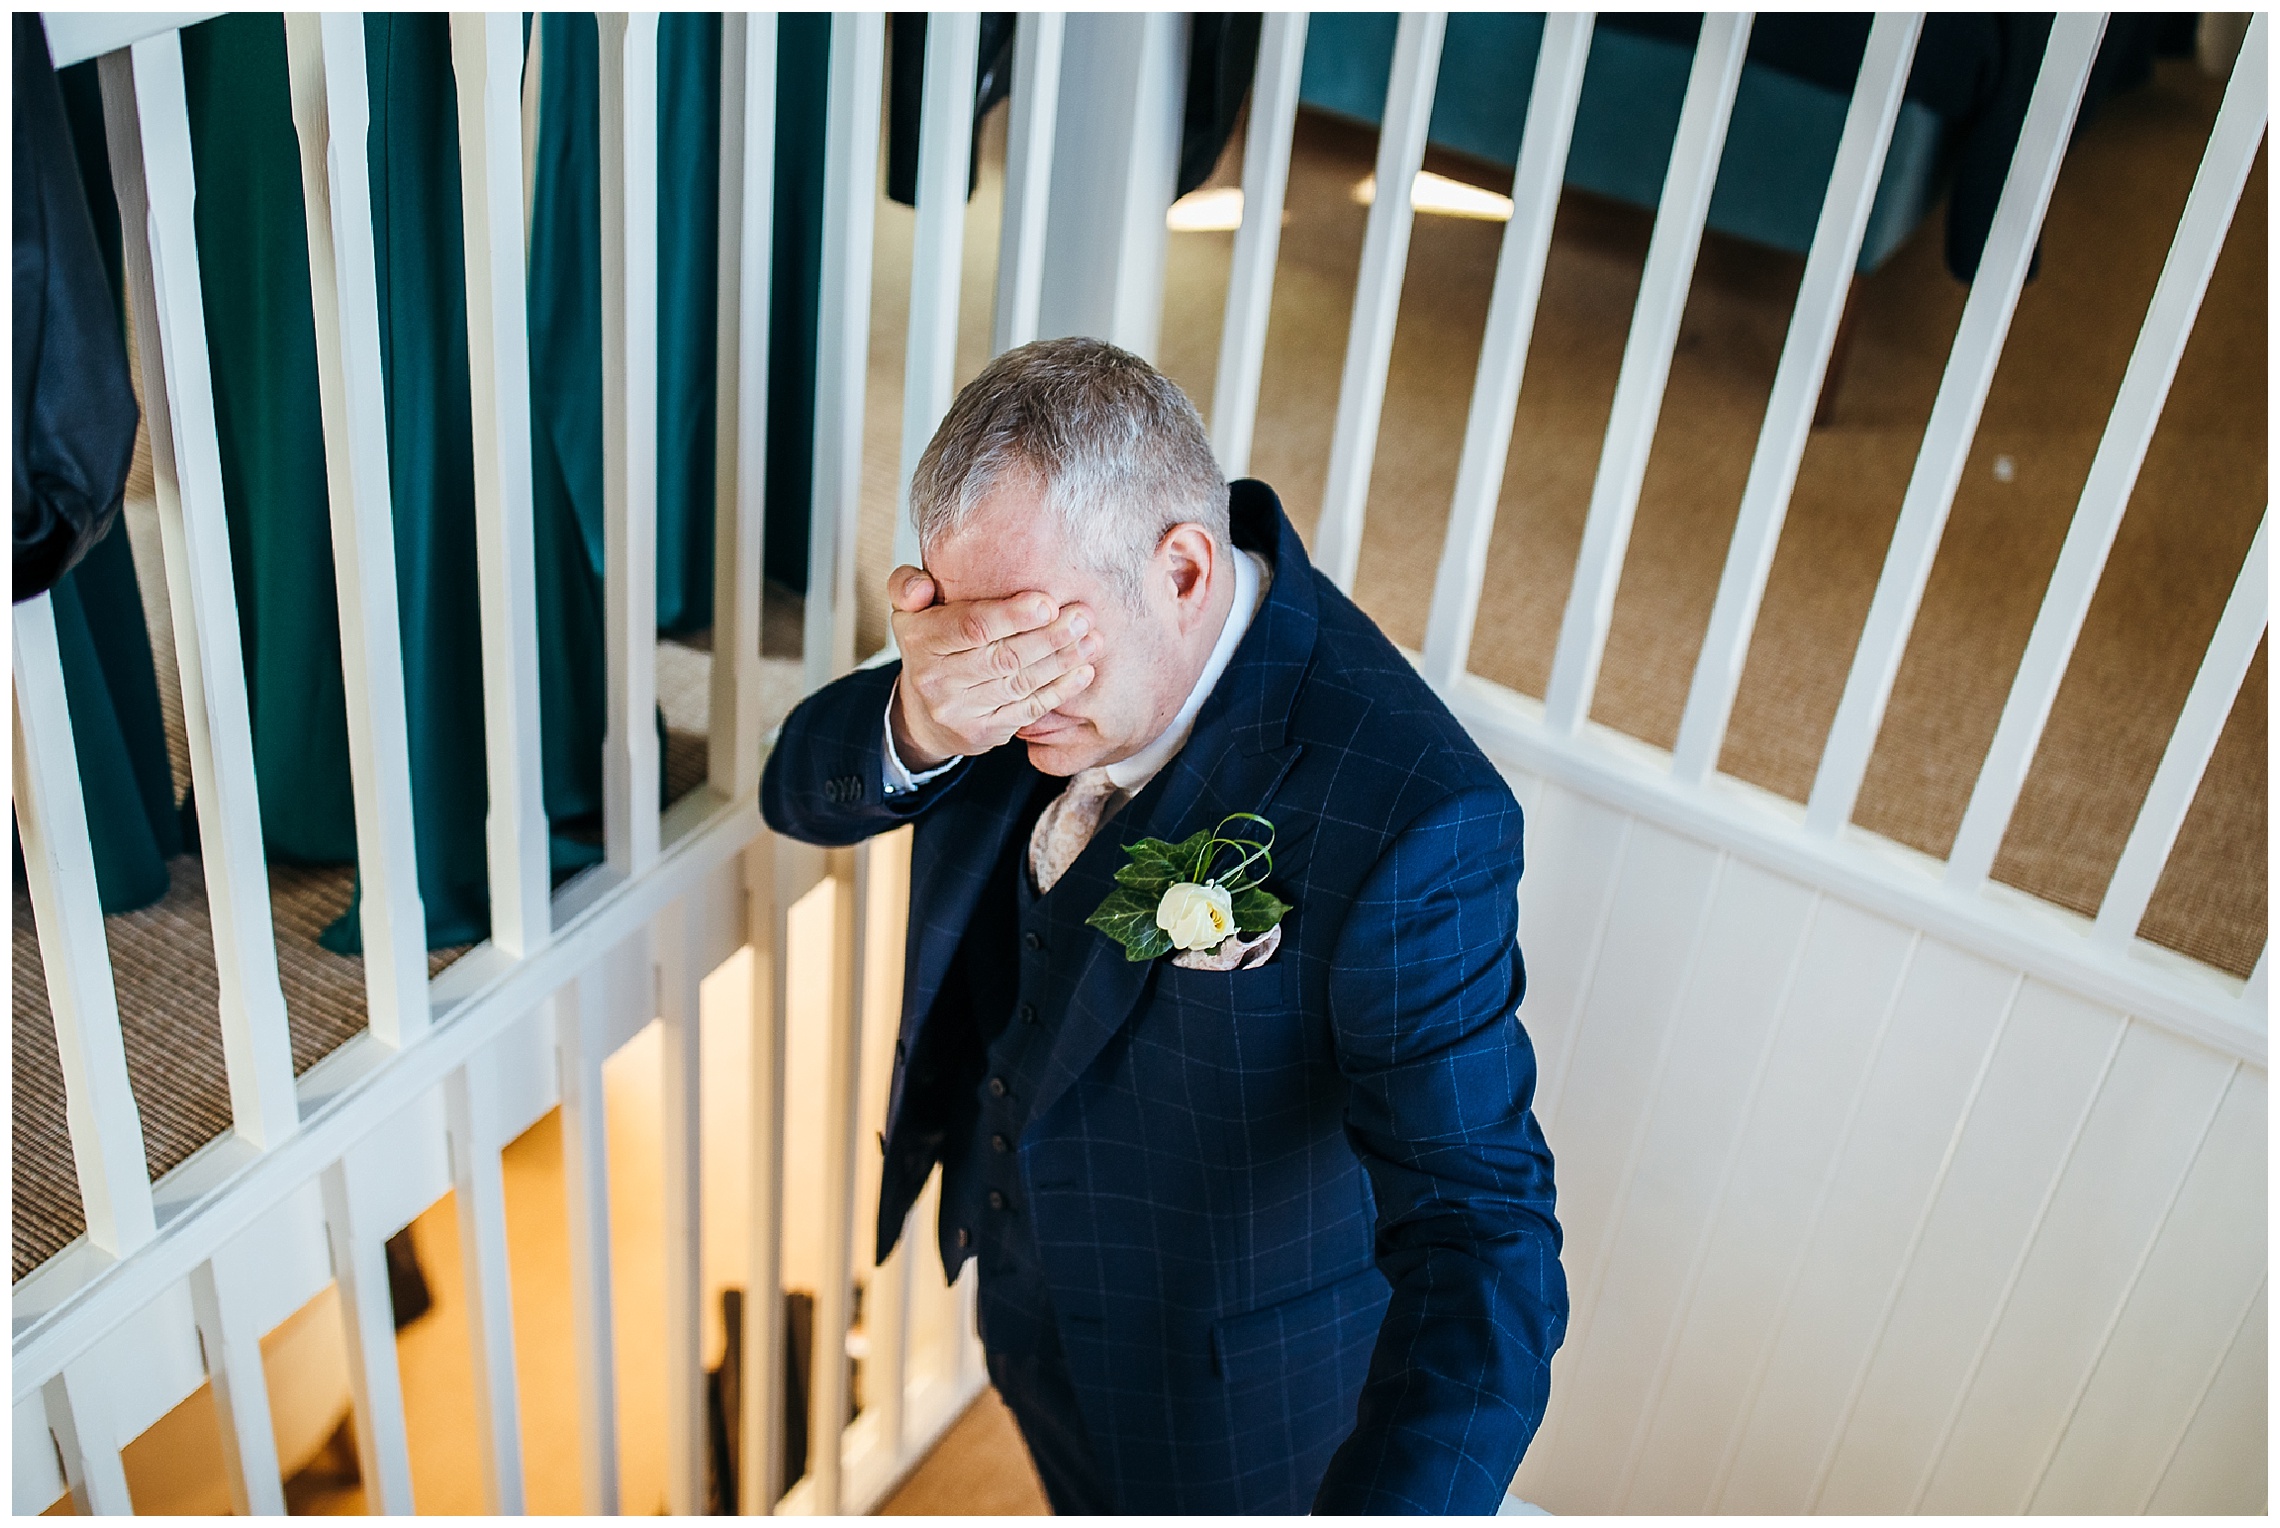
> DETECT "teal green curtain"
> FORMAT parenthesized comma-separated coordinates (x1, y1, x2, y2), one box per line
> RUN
(50, 15, 827, 951)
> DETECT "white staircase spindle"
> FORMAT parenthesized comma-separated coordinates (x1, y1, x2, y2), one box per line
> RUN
(741, 834, 797, 1513)
(1420, 11, 1595, 693)
(12, 598, 157, 1257)
(1313, 10, 1447, 594)
(807, 12, 887, 689)
(602, 11, 663, 876)
(451, 9, 554, 956)
(811, 844, 872, 1514)
(2094, 517, 2267, 947)
(710, 13, 778, 806)
(1209, 10, 1308, 480)
(444, 1057, 526, 1513)
(99, 36, 301, 1147)
(321, 1156, 418, 1515)
(285, 12, 433, 1046)
(659, 900, 707, 1514)
(558, 972, 623, 1513)
(1946, 15, 2267, 888)
(42, 1363, 132, 1515)
(991, 12, 1066, 357)
(188, 1246, 288, 1516)
(1670, 13, 1925, 783)
(1805, 13, 2109, 837)
(893, 12, 984, 575)
(1542, 12, 1752, 733)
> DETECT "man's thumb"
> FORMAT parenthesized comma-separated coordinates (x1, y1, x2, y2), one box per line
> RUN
(889, 565, 937, 612)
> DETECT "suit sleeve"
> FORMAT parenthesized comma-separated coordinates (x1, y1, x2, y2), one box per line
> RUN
(761, 660, 973, 846)
(1312, 785, 1568, 1515)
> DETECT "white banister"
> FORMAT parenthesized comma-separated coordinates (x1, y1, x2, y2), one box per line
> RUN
(893, 12, 984, 574)
(710, 13, 778, 807)
(285, 11, 433, 1047)
(1805, 14, 2108, 837)
(1313, 10, 1447, 595)
(658, 899, 706, 1514)
(741, 834, 798, 1513)
(992, 12, 1066, 356)
(187, 1245, 286, 1515)
(807, 12, 887, 689)
(99, 36, 301, 1147)
(2094, 516, 2267, 948)
(442, 1057, 525, 1513)
(1946, 16, 2267, 888)
(557, 973, 622, 1512)
(2237, 949, 2268, 1027)
(1209, 10, 1308, 480)
(1670, 12, 1924, 782)
(452, 9, 554, 957)
(1542, 12, 1752, 733)
(602, 12, 664, 876)
(1420, 11, 1594, 693)
(320, 1155, 417, 1514)
(811, 843, 871, 1513)
(12, 598, 157, 1258)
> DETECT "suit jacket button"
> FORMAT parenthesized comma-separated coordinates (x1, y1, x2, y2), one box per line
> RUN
(1023, 931, 1043, 952)
(991, 1133, 1011, 1153)
(1019, 1003, 1038, 1025)
(955, 1227, 971, 1249)
(988, 1076, 1008, 1098)
(988, 1190, 1008, 1211)
(844, 777, 864, 801)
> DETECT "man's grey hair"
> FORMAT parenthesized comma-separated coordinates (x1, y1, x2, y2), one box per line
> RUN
(909, 337, 1229, 603)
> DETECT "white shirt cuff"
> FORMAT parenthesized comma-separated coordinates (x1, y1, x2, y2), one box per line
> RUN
(882, 690, 962, 796)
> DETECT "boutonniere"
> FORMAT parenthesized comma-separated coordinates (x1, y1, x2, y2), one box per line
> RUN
(1086, 813, 1291, 971)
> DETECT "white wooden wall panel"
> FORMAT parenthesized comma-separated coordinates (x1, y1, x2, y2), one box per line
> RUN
(1716, 943, 2019, 1513)
(1542, 861, 1817, 1505)
(2030, 1068, 2265, 1512)
(1917, 1023, 2236, 1512)
(1509, 784, 1631, 1126)
(1564, 897, 1914, 1512)
(2145, 1281, 2266, 1514)
(1496, 745, 2266, 1514)
(1810, 981, 2125, 1511)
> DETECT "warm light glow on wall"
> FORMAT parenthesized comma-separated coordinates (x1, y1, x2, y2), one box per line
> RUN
(1352, 169, 1514, 221)
(1167, 185, 1246, 232)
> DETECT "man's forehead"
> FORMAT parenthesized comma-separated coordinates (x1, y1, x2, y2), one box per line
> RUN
(924, 494, 1090, 606)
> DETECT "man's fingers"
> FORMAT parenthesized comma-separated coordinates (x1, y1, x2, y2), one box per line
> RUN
(911, 589, 1057, 655)
(1001, 660, 1096, 726)
(978, 604, 1094, 677)
(887, 564, 937, 613)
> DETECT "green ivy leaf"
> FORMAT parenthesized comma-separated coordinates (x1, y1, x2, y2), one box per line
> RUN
(1231, 886, 1290, 934)
(1086, 888, 1175, 962)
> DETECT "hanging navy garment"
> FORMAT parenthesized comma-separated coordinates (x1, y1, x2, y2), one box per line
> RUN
(13, 22, 184, 914)
(13, 13, 139, 600)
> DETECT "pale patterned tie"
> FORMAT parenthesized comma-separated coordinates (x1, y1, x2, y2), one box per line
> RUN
(1027, 766, 1123, 894)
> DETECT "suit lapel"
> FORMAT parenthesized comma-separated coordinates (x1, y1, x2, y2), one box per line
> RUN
(1022, 482, 1320, 1130)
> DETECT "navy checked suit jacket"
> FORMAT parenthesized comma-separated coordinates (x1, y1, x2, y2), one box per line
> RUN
(761, 483, 1567, 1513)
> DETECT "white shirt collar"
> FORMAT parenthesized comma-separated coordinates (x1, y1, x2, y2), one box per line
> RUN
(1103, 546, 1270, 795)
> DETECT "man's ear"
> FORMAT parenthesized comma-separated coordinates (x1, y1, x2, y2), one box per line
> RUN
(1157, 522, 1218, 630)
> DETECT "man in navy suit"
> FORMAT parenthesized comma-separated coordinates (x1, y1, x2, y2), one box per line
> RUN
(762, 339, 1565, 1513)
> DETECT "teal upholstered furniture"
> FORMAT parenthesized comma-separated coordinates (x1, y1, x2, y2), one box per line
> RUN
(1299, 13, 1948, 274)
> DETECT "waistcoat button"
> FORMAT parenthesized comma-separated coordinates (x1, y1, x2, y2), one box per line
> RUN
(988, 1190, 1007, 1211)
(991, 1133, 1011, 1153)
(1019, 1002, 1038, 1025)
(1023, 931, 1044, 952)
(988, 1076, 1009, 1098)
(955, 1227, 971, 1249)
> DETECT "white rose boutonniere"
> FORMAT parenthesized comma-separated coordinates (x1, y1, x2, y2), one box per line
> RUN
(1156, 880, 1235, 951)
(1087, 813, 1291, 969)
